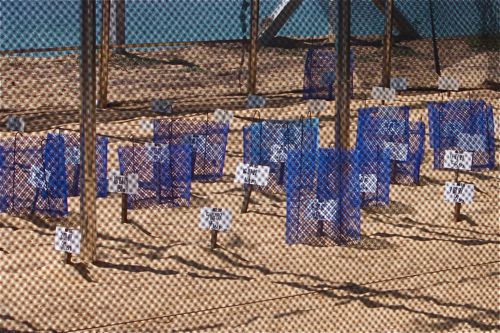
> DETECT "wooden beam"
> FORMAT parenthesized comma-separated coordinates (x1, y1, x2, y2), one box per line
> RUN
(371, 0, 420, 39)
(381, 0, 394, 87)
(114, 0, 126, 54)
(248, 0, 260, 95)
(259, 0, 304, 45)
(98, 0, 111, 108)
(80, 0, 98, 263)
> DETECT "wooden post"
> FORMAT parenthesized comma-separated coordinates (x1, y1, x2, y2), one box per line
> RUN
(248, 0, 260, 95)
(428, 0, 441, 76)
(381, 0, 394, 88)
(334, 0, 352, 149)
(114, 0, 126, 54)
(210, 230, 218, 249)
(121, 193, 128, 223)
(454, 170, 462, 222)
(98, 0, 111, 108)
(241, 186, 253, 213)
(80, 0, 98, 264)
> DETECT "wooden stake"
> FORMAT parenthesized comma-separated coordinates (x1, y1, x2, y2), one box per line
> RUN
(98, 0, 111, 108)
(80, 0, 98, 264)
(121, 193, 128, 223)
(114, 0, 126, 54)
(210, 230, 218, 249)
(454, 170, 462, 222)
(381, 0, 394, 88)
(241, 186, 253, 213)
(248, 0, 260, 95)
(65, 252, 72, 264)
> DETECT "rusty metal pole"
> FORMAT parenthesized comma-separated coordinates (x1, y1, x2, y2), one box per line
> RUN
(80, 0, 98, 264)
(381, 0, 394, 88)
(248, 0, 260, 95)
(98, 0, 111, 108)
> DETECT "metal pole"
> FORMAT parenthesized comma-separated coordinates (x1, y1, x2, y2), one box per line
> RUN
(80, 0, 98, 264)
(248, 0, 260, 95)
(334, 0, 352, 149)
(381, 0, 394, 88)
(98, 0, 111, 108)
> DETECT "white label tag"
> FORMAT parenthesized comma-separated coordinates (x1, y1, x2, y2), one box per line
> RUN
(307, 100, 328, 115)
(443, 150, 473, 171)
(151, 99, 172, 113)
(146, 143, 170, 162)
(234, 163, 270, 186)
(213, 109, 233, 123)
(360, 174, 377, 193)
(54, 226, 81, 254)
(270, 144, 287, 163)
(438, 76, 460, 91)
(6, 115, 25, 132)
(140, 119, 154, 131)
(383, 141, 408, 161)
(456, 133, 487, 152)
(65, 147, 81, 165)
(108, 170, 139, 194)
(247, 95, 266, 108)
(29, 166, 50, 190)
(199, 208, 232, 231)
(371, 87, 396, 101)
(305, 199, 338, 221)
(444, 182, 474, 204)
(390, 77, 408, 91)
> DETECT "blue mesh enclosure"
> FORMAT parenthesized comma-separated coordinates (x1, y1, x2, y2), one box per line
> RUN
(286, 148, 361, 246)
(118, 144, 193, 210)
(153, 119, 229, 182)
(0, 134, 68, 217)
(242, 118, 320, 194)
(57, 133, 109, 198)
(427, 99, 496, 171)
(357, 145, 391, 207)
(303, 46, 355, 100)
(356, 105, 425, 185)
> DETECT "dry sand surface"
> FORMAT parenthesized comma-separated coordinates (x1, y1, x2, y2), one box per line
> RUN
(0, 38, 499, 333)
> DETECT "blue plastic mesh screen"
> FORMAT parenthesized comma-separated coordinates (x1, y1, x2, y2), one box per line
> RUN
(357, 146, 391, 207)
(153, 119, 229, 182)
(58, 133, 109, 198)
(286, 148, 361, 246)
(118, 144, 193, 210)
(303, 46, 355, 100)
(243, 118, 320, 194)
(427, 99, 496, 171)
(0, 134, 68, 217)
(356, 105, 425, 185)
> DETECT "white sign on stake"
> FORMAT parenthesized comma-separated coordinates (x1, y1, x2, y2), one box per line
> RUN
(108, 170, 139, 195)
(444, 182, 474, 204)
(371, 87, 396, 101)
(140, 119, 154, 131)
(54, 226, 82, 255)
(383, 141, 408, 161)
(199, 208, 232, 231)
(438, 76, 460, 91)
(6, 115, 25, 132)
(270, 144, 287, 163)
(307, 100, 327, 115)
(443, 150, 473, 171)
(360, 174, 377, 194)
(213, 109, 234, 123)
(234, 163, 270, 186)
(151, 99, 173, 113)
(247, 95, 266, 109)
(390, 77, 408, 91)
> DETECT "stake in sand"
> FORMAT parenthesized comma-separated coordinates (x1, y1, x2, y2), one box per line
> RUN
(199, 208, 232, 249)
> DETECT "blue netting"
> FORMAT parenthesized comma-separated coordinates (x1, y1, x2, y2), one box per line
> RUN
(303, 46, 355, 100)
(243, 118, 320, 194)
(0, 134, 68, 217)
(286, 148, 361, 246)
(118, 144, 193, 210)
(55, 133, 109, 198)
(357, 145, 391, 207)
(356, 105, 425, 185)
(153, 119, 229, 182)
(427, 99, 496, 171)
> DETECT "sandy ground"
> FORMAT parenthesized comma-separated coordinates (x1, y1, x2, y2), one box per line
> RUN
(0, 38, 499, 332)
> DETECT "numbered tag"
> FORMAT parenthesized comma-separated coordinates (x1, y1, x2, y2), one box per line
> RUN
(390, 77, 408, 91)
(54, 226, 81, 254)
(444, 182, 474, 204)
(383, 141, 408, 161)
(151, 99, 173, 113)
(108, 170, 139, 195)
(65, 147, 81, 165)
(456, 133, 487, 152)
(29, 166, 50, 190)
(146, 143, 170, 162)
(234, 163, 270, 186)
(247, 95, 266, 109)
(443, 150, 472, 171)
(371, 87, 396, 101)
(307, 100, 328, 115)
(199, 208, 232, 231)
(305, 199, 338, 221)
(270, 144, 287, 163)
(214, 109, 233, 123)
(6, 115, 25, 132)
(438, 76, 459, 91)
(360, 174, 377, 193)
(140, 119, 154, 131)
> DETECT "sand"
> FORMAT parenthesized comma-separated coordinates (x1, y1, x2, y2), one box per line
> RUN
(0, 37, 499, 332)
